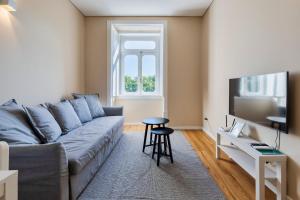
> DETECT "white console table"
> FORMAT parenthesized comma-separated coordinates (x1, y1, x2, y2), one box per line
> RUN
(216, 130, 287, 200)
(0, 142, 18, 200)
(0, 171, 18, 200)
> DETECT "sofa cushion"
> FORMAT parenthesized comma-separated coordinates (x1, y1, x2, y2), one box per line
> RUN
(2, 99, 17, 106)
(69, 98, 93, 123)
(48, 101, 82, 134)
(0, 100, 41, 145)
(73, 94, 105, 119)
(57, 116, 124, 174)
(24, 105, 62, 143)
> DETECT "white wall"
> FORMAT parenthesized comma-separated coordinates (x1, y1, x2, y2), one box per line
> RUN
(202, 0, 300, 199)
(0, 0, 85, 105)
(114, 98, 164, 124)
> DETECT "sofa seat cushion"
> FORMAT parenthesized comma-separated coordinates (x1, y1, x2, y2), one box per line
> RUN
(58, 116, 124, 175)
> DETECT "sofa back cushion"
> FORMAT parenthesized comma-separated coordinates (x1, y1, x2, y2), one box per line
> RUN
(69, 98, 93, 123)
(0, 99, 41, 145)
(24, 105, 62, 143)
(48, 101, 82, 134)
(73, 94, 105, 118)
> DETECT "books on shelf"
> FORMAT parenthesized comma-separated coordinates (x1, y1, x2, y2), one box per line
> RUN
(250, 143, 283, 155)
(256, 149, 283, 155)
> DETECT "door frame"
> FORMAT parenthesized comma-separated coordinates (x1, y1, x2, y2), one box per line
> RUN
(107, 20, 168, 118)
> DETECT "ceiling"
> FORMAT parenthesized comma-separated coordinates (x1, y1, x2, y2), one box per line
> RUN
(70, 0, 213, 17)
(114, 24, 163, 33)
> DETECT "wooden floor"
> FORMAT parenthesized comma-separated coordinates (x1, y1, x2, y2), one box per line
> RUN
(124, 125, 276, 200)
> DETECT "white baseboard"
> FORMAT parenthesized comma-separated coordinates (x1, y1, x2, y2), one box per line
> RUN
(124, 123, 202, 131)
(202, 127, 217, 141)
(124, 122, 143, 126)
(172, 126, 202, 130)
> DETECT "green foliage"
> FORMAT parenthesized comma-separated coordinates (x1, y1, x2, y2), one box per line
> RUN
(124, 76, 155, 93)
(125, 76, 138, 92)
(142, 76, 155, 92)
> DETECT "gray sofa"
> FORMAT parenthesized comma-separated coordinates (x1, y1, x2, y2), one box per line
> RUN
(9, 106, 124, 200)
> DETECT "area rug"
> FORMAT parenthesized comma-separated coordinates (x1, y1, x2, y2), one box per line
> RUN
(78, 131, 225, 200)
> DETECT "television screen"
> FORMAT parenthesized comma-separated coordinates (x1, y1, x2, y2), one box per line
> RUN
(229, 72, 289, 133)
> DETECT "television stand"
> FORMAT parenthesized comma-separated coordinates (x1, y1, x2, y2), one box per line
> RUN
(216, 130, 287, 200)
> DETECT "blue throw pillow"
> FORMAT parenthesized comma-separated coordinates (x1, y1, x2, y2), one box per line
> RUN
(48, 101, 82, 134)
(73, 93, 105, 118)
(0, 99, 41, 145)
(24, 105, 62, 143)
(69, 98, 93, 123)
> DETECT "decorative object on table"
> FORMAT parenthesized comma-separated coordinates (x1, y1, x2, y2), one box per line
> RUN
(142, 117, 169, 152)
(250, 143, 273, 150)
(250, 143, 283, 155)
(219, 126, 233, 132)
(221, 115, 235, 132)
(151, 127, 174, 166)
(255, 149, 283, 155)
(230, 121, 245, 137)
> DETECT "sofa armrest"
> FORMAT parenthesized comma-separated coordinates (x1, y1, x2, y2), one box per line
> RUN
(9, 143, 69, 200)
(103, 106, 123, 116)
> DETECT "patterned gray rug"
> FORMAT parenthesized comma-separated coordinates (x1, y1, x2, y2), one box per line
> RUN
(79, 131, 225, 200)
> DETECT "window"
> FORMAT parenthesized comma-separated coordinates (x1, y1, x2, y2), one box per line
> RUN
(240, 76, 264, 96)
(120, 35, 161, 96)
(124, 41, 156, 50)
(142, 55, 156, 92)
(240, 73, 287, 97)
(246, 76, 259, 93)
(124, 55, 138, 93)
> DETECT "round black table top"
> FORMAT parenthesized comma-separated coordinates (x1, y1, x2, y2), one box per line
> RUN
(151, 127, 174, 135)
(143, 117, 169, 125)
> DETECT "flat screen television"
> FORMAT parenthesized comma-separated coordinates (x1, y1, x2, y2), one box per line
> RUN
(229, 72, 289, 133)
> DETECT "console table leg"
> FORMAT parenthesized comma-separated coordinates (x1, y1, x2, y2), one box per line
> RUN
(216, 133, 221, 159)
(256, 158, 265, 200)
(276, 160, 286, 200)
(5, 173, 18, 200)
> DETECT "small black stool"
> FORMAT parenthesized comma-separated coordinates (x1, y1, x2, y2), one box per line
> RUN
(151, 127, 174, 166)
(142, 117, 169, 152)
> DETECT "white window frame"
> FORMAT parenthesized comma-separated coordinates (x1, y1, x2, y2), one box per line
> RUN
(107, 20, 168, 118)
(119, 35, 161, 96)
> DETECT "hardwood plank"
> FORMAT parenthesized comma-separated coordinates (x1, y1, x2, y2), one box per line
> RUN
(124, 124, 144, 132)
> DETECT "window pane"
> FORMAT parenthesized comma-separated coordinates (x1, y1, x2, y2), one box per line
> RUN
(124, 55, 138, 93)
(124, 41, 156, 50)
(142, 55, 156, 93)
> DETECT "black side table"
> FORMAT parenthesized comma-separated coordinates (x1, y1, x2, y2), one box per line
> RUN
(151, 127, 174, 166)
(142, 117, 169, 152)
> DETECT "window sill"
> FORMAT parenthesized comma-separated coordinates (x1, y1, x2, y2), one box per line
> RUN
(115, 95, 163, 100)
